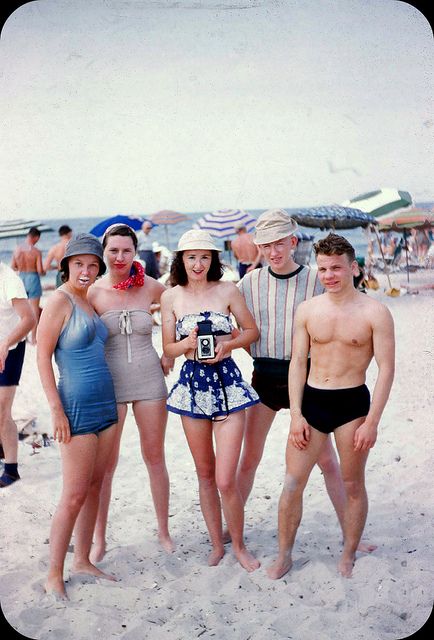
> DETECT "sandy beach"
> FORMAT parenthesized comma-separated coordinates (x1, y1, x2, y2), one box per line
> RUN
(1, 279, 433, 640)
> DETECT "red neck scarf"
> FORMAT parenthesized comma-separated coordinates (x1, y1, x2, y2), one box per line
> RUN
(113, 260, 145, 290)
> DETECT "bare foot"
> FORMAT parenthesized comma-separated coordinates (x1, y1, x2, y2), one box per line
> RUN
(222, 528, 231, 544)
(44, 577, 68, 601)
(234, 547, 260, 572)
(89, 542, 106, 564)
(357, 540, 377, 553)
(338, 553, 355, 577)
(208, 546, 225, 566)
(158, 533, 176, 554)
(266, 554, 293, 580)
(71, 561, 117, 582)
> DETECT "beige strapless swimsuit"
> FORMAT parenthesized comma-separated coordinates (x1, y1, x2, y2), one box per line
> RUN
(100, 309, 167, 403)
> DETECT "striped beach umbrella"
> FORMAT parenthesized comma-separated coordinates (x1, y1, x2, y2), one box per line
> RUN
(342, 188, 413, 217)
(193, 209, 257, 239)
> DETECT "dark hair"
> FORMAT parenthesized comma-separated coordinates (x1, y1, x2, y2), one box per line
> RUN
(28, 227, 41, 238)
(58, 225, 72, 236)
(170, 250, 224, 286)
(102, 224, 138, 251)
(313, 233, 356, 263)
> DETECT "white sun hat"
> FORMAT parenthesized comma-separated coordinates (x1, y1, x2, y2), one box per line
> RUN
(177, 229, 221, 252)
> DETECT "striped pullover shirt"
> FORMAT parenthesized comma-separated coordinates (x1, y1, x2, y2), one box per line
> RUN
(238, 265, 323, 361)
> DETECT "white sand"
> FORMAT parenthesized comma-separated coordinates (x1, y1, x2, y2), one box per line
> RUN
(1, 283, 433, 640)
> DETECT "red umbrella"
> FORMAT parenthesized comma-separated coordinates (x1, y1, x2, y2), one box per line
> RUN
(149, 210, 189, 247)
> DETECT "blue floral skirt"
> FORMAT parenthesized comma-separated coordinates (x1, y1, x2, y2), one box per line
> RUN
(167, 357, 259, 420)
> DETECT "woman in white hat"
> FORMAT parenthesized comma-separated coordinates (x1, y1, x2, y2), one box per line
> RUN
(160, 229, 260, 571)
(37, 233, 119, 599)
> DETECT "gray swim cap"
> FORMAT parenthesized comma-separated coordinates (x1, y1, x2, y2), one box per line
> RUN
(60, 233, 106, 275)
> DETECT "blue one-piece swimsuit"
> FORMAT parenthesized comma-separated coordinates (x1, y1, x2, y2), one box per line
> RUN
(55, 292, 118, 436)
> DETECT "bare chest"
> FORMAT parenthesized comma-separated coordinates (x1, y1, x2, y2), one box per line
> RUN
(307, 311, 372, 348)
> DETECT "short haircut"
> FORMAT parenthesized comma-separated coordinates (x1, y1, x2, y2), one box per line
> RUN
(58, 225, 72, 236)
(102, 224, 138, 251)
(313, 233, 356, 263)
(28, 227, 41, 238)
(170, 250, 224, 286)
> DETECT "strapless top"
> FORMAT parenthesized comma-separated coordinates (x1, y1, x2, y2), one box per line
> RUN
(176, 310, 233, 341)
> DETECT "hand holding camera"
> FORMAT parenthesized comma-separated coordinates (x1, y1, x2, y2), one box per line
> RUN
(196, 320, 216, 360)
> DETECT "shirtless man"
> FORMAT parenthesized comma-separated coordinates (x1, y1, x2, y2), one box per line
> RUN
(43, 225, 73, 288)
(231, 221, 262, 279)
(11, 227, 45, 344)
(236, 209, 375, 552)
(267, 233, 395, 580)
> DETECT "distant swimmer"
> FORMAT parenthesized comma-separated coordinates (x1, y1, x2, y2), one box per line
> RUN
(43, 225, 73, 288)
(11, 227, 44, 345)
(267, 233, 395, 580)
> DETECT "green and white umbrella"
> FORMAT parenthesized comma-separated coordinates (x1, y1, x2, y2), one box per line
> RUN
(342, 188, 413, 217)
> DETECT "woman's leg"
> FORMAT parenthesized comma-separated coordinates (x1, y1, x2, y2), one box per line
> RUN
(133, 398, 174, 552)
(73, 424, 119, 578)
(181, 416, 224, 566)
(45, 434, 99, 598)
(214, 411, 260, 572)
(90, 405, 127, 563)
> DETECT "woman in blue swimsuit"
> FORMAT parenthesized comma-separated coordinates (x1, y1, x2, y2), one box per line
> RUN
(161, 230, 261, 572)
(37, 234, 118, 600)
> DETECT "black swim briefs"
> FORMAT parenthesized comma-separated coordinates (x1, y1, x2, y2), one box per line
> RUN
(251, 358, 311, 412)
(301, 383, 370, 434)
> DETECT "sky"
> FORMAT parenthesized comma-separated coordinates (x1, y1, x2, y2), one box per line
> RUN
(0, 0, 433, 220)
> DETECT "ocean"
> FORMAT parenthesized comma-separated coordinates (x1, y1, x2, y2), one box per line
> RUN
(2, 205, 431, 286)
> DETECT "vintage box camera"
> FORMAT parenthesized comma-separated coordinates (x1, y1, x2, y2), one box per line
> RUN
(196, 320, 215, 360)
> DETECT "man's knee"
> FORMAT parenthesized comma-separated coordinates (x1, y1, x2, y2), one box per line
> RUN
(342, 477, 365, 500)
(282, 473, 306, 496)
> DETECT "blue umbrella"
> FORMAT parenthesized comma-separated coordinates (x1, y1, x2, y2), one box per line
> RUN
(290, 205, 377, 230)
(89, 214, 153, 237)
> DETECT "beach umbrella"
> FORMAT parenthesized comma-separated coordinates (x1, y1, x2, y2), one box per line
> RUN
(376, 209, 434, 283)
(290, 205, 377, 230)
(89, 214, 152, 237)
(193, 209, 257, 239)
(342, 188, 413, 217)
(376, 208, 434, 229)
(149, 210, 189, 248)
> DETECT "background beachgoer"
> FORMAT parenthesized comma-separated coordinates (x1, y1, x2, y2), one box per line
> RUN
(0, 261, 35, 488)
(11, 227, 45, 344)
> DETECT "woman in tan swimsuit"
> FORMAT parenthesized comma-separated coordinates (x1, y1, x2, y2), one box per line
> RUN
(88, 224, 175, 560)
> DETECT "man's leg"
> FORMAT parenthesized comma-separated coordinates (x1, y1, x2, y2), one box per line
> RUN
(317, 436, 377, 554)
(333, 417, 371, 577)
(28, 297, 40, 344)
(0, 386, 20, 486)
(267, 427, 327, 579)
(237, 402, 276, 505)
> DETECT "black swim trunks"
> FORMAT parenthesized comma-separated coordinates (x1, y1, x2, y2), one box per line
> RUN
(0, 340, 26, 387)
(301, 383, 370, 434)
(251, 358, 311, 412)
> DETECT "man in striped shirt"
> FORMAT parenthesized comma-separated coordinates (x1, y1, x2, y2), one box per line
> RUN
(236, 209, 376, 553)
